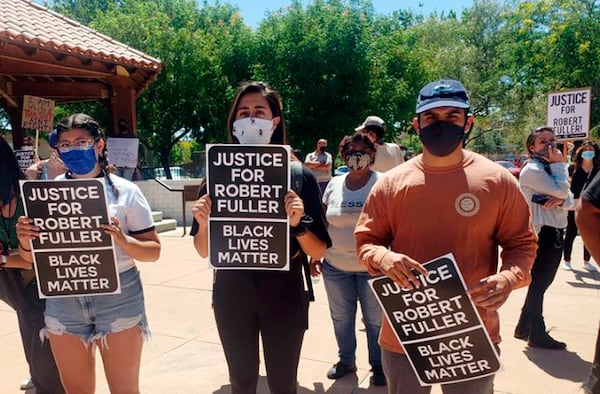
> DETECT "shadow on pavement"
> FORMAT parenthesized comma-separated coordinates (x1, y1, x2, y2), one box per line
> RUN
(524, 347, 591, 383)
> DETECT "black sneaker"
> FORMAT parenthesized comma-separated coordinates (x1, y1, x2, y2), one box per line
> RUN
(327, 362, 357, 379)
(370, 365, 387, 386)
(528, 333, 567, 350)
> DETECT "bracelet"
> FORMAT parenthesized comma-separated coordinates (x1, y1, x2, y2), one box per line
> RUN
(291, 214, 314, 238)
(18, 242, 31, 252)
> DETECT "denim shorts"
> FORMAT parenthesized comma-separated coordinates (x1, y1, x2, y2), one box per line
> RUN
(42, 266, 150, 347)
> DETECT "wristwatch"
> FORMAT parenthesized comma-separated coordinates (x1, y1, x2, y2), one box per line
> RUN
(291, 214, 313, 237)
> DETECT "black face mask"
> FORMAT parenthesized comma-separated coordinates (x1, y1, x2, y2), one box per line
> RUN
(419, 121, 465, 157)
(319, 146, 327, 153)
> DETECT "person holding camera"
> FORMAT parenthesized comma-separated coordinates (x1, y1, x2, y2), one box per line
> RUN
(514, 126, 574, 350)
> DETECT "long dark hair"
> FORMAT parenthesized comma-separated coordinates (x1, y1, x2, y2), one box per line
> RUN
(55, 113, 118, 197)
(0, 135, 27, 204)
(226, 81, 286, 144)
(572, 140, 600, 173)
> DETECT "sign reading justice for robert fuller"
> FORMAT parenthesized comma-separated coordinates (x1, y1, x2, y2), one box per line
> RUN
(369, 254, 502, 386)
(20, 179, 120, 298)
(206, 144, 290, 270)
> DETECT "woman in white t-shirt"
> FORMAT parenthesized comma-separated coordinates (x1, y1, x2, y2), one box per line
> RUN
(16, 113, 161, 393)
(315, 132, 385, 385)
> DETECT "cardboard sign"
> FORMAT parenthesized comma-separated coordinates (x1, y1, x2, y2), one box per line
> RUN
(21, 95, 55, 132)
(370, 254, 501, 386)
(207, 144, 290, 270)
(20, 179, 120, 298)
(107, 138, 139, 168)
(14, 149, 36, 172)
(547, 87, 592, 140)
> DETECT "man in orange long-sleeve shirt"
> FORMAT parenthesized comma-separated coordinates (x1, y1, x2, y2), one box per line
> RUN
(355, 79, 538, 394)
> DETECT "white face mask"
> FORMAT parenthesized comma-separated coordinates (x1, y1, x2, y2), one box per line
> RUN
(232, 117, 274, 144)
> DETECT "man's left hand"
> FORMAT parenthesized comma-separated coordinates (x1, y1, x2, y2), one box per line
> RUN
(468, 274, 511, 310)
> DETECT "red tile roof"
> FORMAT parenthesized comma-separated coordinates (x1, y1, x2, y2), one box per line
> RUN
(0, 0, 162, 71)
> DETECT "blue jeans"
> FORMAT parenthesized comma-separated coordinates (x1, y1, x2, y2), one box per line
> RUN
(322, 261, 382, 367)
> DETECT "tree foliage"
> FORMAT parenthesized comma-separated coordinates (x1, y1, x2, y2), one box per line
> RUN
(44, 0, 600, 174)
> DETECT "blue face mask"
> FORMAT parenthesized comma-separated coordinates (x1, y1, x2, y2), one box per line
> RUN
(60, 146, 98, 175)
(582, 151, 595, 161)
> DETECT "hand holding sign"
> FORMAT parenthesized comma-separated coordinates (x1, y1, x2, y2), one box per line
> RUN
(99, 217, 127, 245)
(284, 190, 304, 227)
(192, 194, 211, 230)
(15, 216, 38, 246)
(380, 250, 429, 290)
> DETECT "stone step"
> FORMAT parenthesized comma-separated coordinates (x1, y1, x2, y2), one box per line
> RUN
(155, 218, 178, 233)
(151, 211, 163, 222)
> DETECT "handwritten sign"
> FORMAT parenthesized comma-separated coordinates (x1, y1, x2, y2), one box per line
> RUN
(21, 95, 55, 132)
(107, 138, 139, 168)
(20, 179, 120, 298)
(370, 254, 501, 386)
(207, 144, 290, 270)
(547, 87, 591, 140)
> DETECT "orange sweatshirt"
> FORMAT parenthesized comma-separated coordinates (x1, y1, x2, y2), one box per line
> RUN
(355, 151, 537, 354)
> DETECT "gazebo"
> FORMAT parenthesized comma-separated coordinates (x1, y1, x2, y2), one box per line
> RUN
(0, 0, 162, 148)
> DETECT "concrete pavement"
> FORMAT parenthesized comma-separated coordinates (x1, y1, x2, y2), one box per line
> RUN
(0, 229, 598, 393)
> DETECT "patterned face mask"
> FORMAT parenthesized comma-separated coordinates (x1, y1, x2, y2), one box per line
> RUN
(345, 152, 371, 171)
(232, 117, 274, 145)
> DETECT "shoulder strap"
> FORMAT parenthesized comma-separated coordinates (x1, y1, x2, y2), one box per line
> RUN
(289, 160, 315, 301)
(290, 160, 304, 195)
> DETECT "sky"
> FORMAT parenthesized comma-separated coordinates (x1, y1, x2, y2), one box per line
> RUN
(210, 0, 475, 28)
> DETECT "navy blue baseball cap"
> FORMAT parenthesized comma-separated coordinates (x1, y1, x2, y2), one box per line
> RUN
(416, 79, 470, 113)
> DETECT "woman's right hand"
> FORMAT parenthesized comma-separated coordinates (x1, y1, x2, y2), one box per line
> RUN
(16, 216, 39, 245)
(192, 194, 211, 229)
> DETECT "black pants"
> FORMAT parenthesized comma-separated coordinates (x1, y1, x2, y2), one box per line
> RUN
(519, 226, 564, 337)
(213, 269, 308, 394)
(564, 211, 591, 262)
(0, 269, 64, 394)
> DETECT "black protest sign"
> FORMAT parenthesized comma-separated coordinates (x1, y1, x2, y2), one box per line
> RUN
(208, 144, 288, 219)
(20, 179, 120, 298)
(14, 149, 36, 172)
(206, 144, 290, 270)
(209, 220, 288, 269)
(370, 254, 501, 385)
(33, 249, 119, 297)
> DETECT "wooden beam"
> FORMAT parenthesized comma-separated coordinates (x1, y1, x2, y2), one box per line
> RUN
(0, 55, 113, 78)
(11, 81, 110, 100)
(0, 77, 17, 107)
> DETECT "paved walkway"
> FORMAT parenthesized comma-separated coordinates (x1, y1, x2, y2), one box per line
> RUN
(0, 229, 598, 393)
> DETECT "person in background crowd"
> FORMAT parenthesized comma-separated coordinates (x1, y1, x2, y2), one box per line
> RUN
(355, 115, 403, 172)
(575, 169, 600, 394)
(112, 118, 136, 181)
(563, 140, 600, 272)
(355, 79, 537, 393)
(314, 132, 385, 386)
(191, 81, 331, 394)
(17, 113, 161, 393)
(0, 135, 64, 394)
(26, 130, 68, 180)
(304, 138, 333, 194)
(514, 126, 573, 350)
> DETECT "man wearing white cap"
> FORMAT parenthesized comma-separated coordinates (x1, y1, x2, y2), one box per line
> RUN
(355, 116, 403, 172)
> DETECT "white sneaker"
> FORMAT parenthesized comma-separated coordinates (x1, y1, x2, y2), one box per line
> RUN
(562, 261, 572, 271)
(583, 261, 599, 272)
